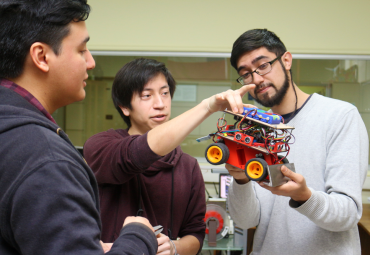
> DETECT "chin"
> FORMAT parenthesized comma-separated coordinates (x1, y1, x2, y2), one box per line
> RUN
(77, 91, 86, 101)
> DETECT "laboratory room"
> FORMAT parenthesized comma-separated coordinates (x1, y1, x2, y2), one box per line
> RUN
(52, 0, 370, 255)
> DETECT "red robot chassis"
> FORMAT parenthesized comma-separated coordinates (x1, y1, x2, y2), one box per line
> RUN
(203, 108, 295, 187)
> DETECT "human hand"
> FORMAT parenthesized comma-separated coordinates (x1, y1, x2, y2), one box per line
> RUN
(100, 240, 113, 253)
(204, 84, 256, 114)
(258, 165, 312, 203)
(225, 163, 250, 184)
(123, 216, 154, 232)
(156, 233, 173, 255)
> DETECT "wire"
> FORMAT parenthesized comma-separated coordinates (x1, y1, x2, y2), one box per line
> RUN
(211, 111, 294, 165)
(205, 187, 212, 201)
(213, 182, 219, 196)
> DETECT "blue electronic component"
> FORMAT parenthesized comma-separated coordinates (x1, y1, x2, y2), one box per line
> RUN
(242, 107, 282, 124)
(196, 134, 212, 142)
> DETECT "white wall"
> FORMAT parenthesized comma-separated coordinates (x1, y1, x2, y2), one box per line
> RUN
(86, 0, 370, 55)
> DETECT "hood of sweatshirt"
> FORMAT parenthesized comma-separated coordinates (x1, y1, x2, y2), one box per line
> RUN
(0, 86, 73, 148)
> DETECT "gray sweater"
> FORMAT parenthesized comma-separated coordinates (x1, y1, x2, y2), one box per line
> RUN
(228, 93, 368, 255)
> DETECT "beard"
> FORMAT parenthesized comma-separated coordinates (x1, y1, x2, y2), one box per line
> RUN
(252, 71, 290, 108)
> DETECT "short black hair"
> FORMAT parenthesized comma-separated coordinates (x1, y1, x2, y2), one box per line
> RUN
(230, 29, 287, 70)
(112, 58, 176, 128)
(0, 0, 90, 79)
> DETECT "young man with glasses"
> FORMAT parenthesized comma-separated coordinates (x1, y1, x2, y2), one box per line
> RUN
(226, 29, 368, 255)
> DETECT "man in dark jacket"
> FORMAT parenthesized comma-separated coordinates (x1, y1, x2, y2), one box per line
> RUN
(0, 1, 157, 254)
(84, 58, 253, 255)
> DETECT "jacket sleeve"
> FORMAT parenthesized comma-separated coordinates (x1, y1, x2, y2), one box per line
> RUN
(177, 161, 206, 251)
(228, 180, 260, 229)
(9, 161, 157, 255)
(291, 108, 368, 231)
(109, 223, 157, 255)
(84, 130, 162, 184)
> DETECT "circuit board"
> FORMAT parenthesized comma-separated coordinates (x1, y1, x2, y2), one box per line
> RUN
(224, 109, 294, 130)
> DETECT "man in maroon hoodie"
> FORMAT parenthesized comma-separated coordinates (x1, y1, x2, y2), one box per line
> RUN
(84, 58, 252, 254)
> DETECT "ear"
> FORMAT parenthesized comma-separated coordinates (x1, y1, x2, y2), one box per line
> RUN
(29, 42, 52, 73)
(119, 106, 130, 117)
(281, 51, 293, 71)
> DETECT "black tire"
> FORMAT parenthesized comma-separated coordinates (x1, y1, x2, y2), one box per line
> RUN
(205, 143, 230, 165)
(278, 155, 289, 164)
(244, 158, 268, 181)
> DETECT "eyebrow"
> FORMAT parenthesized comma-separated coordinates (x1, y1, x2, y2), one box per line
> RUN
(81, 36, 90, 45)
(237, 55, 269, 73)
(143, 84, 169, 91)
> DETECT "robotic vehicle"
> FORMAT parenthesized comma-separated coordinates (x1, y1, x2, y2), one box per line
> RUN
(200, 107, 295, 187)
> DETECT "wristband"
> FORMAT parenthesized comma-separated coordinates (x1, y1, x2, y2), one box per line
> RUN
(169, 239, 178, 255)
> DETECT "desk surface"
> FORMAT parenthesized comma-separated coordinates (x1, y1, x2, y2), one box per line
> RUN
(202, 235, 243, 251)
(360, 204, 370, 231)
(200, 205, 370, 252)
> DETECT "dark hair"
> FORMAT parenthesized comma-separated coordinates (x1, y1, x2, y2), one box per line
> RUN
(0, 0, 90, 79)
(231, 29, 299, 118)
(112, 58, 176, 128)
(230, 29, 287, 70)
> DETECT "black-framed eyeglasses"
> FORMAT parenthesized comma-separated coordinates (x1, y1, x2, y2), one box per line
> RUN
(236, 55, 283, 85)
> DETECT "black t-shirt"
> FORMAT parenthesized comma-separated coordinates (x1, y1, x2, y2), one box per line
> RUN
(281, 94, 312, 123)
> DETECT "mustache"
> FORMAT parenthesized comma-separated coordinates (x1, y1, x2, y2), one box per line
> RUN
(254, 83, 276, 94)
(254, 83, 275, 94)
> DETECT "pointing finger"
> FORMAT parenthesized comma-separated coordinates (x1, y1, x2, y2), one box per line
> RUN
(224, 91, 238, 113)
(238, 84, 256, 97)
(243, 103, 257, 108)
(232, 90, 245, 114)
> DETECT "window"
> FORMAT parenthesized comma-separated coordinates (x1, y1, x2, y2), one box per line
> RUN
(52, 53, 370, 162)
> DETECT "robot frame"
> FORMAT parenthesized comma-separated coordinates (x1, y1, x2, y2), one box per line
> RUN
(199, 107, 296, 187)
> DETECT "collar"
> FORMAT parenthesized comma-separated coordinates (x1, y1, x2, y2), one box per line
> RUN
(281, 94, 313, 123)
(0, 78, 56, 124)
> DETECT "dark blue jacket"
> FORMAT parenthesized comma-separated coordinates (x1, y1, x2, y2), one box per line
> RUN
(0, 85, 157, 255)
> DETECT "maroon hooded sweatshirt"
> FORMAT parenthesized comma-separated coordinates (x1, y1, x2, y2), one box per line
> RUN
(84, 129, 206, 248)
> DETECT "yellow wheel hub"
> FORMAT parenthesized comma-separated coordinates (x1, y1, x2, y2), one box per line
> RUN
(247, 161, 264, 178)
(207, 146, 223, 164)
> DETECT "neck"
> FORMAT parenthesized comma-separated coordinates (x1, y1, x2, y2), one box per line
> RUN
(9, 74, 55, 114)
(128, 126, 147, 136)
(270, 82, 309, 115)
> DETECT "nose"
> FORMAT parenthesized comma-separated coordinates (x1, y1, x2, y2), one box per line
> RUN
(153, 94, 165, 109)
(86, 49, 96, 70)
(252, 72, 264, 85)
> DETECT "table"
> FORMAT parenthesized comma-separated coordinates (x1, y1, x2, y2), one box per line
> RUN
(201, 205, 370, 255)
(202, 235, 243, 255)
